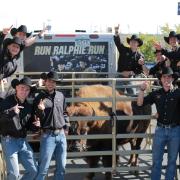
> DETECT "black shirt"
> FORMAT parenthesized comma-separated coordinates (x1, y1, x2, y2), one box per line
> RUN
(161, 47, 180, 73)
(114, 35, 144, 74)
(0, 94, 33, 137)
(33, 90, 69, 130)
(149, 60, 166, 77)
(142, 88, 180, 125)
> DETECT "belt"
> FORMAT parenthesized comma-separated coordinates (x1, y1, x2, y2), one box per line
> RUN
(42, 128, 64, 135)
(157, 122, 178, 129)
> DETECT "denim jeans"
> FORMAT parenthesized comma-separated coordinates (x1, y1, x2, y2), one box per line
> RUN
(1, 136, 37, 180)
(151, 126, 180, 180)
(36, 130, 67, 180)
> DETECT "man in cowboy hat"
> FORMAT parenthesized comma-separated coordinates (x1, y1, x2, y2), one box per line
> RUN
(10, 25, 46, 48)
(137, 67, 180, 180)
(33, 71, 70, 180)
(149, 50, 170, 77)
(114, 24, 148, 95)
(0, 77, 38, 180)
(154, 31, 180, 75)
(0, 37, 24, 79)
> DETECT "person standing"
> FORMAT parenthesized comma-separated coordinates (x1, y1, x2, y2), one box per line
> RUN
(137, 67, 180, 180)
(114, 24, 148, 95)
(33, 71, 70, 180)
(0, 77, 38, 180)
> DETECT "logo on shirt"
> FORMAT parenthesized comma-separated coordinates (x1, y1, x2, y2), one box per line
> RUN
(156, 95, 161, 99)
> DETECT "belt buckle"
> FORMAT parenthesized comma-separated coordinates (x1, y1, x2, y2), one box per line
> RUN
(53, 129, 60, 135)
(164, 125, 171, 128)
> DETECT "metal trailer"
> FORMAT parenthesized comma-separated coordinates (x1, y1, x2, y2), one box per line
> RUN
(16, 33, 117, 78)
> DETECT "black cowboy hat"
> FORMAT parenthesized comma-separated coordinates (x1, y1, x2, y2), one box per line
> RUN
(11, 77, 32, 89)
(45, 71, 59, 82)
(3, 37, 24, 51)
(10, 25, 32, 38)
(157, 67, 179, 82)
(164, 31, 180, 44)
(127, 35, 143, 47)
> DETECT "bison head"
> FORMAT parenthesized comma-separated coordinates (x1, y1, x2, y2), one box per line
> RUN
(66, 103, 95, 152)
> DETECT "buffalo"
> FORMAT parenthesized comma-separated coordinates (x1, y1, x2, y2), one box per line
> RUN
(67, 85, 151, 180)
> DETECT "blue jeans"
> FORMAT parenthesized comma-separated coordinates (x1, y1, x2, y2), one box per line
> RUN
(1, 136, 37, 180)
(151, 126, 180, 180)
(36, 130, 67, 180)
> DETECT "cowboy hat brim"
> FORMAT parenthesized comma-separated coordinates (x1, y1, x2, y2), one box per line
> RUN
(164, 34, 180, 44)
(44, 72, 59, 82)
(10, 28, 32, 38)
(3, 38, 24, 51)
(157, 72, 179, 82)
(127, 37, 143, 47)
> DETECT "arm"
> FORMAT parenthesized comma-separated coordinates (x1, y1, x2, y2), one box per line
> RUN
(113, 35, 126, 54)
(161, 49, 180, 60)
(0, 32, 6, 47)
(137, 82, 147, 106)
(0, 27, 12, 47)
(25, 28, 46, 47)
(63, 97, 70, 131)
(113, 24, 126, 54)
(33, 95, 45, 119)
(137, 82, 154, 106)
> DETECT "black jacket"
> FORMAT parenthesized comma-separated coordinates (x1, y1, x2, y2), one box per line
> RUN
(149, 60, 166, 77)
(0, 94, 34, 137)
(161, 47, 180, 73)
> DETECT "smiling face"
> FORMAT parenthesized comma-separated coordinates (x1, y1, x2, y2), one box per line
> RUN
(169, 36, 178, 47)
(7, 43, 21, 57)
(44, 79, 56, 93)
(129, 40, 139, 51)
(16, 84, 30, 102)
(16, 31, 27, 41)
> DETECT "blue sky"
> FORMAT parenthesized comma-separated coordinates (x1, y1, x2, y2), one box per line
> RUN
(0, 0, 179, 34)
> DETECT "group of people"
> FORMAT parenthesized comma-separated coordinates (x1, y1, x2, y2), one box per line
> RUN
(0, 25, 69, 180)
(114, 25, 180, 180)
(0, 23, 179, 180)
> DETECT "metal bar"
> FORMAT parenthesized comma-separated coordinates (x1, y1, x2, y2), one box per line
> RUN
(116, 133, 154, 139)
(66, 96, 138, 103)
(71, 73, 75, 106)
(67, 134, 113, 140)
(66, 167, 113, 173)
(69, 115, 155, 121)
(67, 151, 113, 157)
(112, 79, 117, 175)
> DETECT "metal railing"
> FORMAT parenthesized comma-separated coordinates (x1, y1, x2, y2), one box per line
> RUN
(0, 72, 179, 179)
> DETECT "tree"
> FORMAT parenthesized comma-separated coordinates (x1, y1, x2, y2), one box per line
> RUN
(139, 34, 158, 62)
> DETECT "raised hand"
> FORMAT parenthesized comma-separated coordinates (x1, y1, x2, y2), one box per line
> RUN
(140, 81, 148, 91)
(2, 25, 13, 35)
(38, 99, 45, 111)
(12, 104, 24, 114)
(153, 42, 162, 50)
(114, 24, 120, 34)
